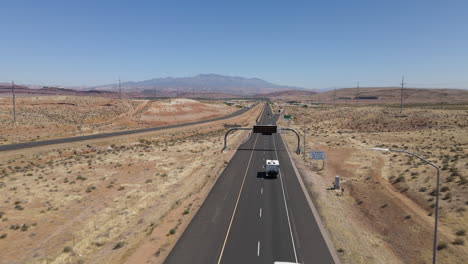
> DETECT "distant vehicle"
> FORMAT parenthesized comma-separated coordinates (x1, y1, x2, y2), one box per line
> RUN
(266, 159, 279, 178)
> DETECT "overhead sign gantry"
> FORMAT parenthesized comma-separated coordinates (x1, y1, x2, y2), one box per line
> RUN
(223, 125, 301, 154)
(253, 125, 277, 135)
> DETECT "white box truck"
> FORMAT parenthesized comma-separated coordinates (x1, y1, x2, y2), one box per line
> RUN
(266, 159, 279, 178)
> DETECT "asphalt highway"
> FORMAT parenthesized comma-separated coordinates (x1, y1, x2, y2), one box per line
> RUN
(164, 104, 336, 264)
(0, 105, 251, 152)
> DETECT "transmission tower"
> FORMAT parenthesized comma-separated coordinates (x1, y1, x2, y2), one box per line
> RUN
(400, 76, 406, 114)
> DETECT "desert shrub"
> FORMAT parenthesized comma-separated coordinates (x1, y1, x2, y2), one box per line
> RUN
(63, 246, 73, 253)
(94, 242, 105, 247)
(456, 229, 466, 236)
(76, 175, 87, 181)
(442, 192, 452, 200)
(453, 238, 464, 245)
(440, 186, 450, 192)
(86, 186, 96, 193)
(183, 209, 189, 215)
(437, 242, 448, 250)
(419, 187, 427, 192)
(0, 233, 6, 239)
(394, 175, 405, 183)
(459, 176, 468, 185)
(20, 224, 29, 232)
(169, 228, 176, 235)
(113, 241, 126, 250)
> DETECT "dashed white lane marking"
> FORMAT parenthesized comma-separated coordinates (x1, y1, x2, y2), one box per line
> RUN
(261, 187, 263, 195)
(272, 135, 299, 263)
(259, 208, 262, 218)
(257, 241, 261, 256)
(217, 134, 260, 264)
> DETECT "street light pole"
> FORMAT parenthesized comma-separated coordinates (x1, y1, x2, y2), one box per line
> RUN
(372, 148, 440, 264)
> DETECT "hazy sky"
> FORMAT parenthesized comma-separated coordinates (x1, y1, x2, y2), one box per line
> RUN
(1, 0, 467, 89)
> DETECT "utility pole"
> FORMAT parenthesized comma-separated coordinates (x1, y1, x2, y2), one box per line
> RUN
(356, 81, 359, 107)
(118, 77, 122, 99)
(12, 81, 16, 123)
(333, 87, 337, 107)
(400, 76, 406, 114)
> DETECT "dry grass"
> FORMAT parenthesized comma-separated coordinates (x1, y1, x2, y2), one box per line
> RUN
(0, 103, 261, 264)
(278, 103, 468, 264)
(0, 96, 237, 145)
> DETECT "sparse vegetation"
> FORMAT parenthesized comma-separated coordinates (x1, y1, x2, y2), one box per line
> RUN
(453, 238, 465, 245)
(113, 241, 126, 250)
(437, 242, 448, 250)
(0, 97, 260, 263)
(279, 103, 468, 264)
(63, 246, 73, 253)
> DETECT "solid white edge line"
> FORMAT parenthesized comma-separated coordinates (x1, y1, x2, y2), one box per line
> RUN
(216, 132, 260, 264)
(280, 132, 342, 264)
(272, 134, 299, 263)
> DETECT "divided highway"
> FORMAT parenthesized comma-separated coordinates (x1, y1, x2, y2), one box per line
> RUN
(164, 104, 336, 264)
(0, 105, 251, 152)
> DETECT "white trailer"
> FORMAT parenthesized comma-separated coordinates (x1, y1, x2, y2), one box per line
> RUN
(266, 159, 280, 178)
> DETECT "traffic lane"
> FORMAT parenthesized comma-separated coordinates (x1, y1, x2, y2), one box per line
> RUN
(274, 133, 336, 263)
(220, 133, 296, 264)
(261, 135, 297, 264)
(220, 133, 267, 263)
(164, 133, 259, 264)
(217, 105, 272, 263)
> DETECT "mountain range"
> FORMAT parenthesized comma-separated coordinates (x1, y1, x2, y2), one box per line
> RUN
(91, 74, 305, 95)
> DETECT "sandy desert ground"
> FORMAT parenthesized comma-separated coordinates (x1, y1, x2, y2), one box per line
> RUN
(0, 100, 261, 264)
(0, 96, 241, 145)
(276, 87, 468, 105)
(277, 103, 468, 264)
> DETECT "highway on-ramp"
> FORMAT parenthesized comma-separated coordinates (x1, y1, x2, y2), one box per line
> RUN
(164, 104, 337, 264)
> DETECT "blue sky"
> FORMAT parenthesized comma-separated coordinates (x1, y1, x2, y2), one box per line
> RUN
(1, 0, 467, 89)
